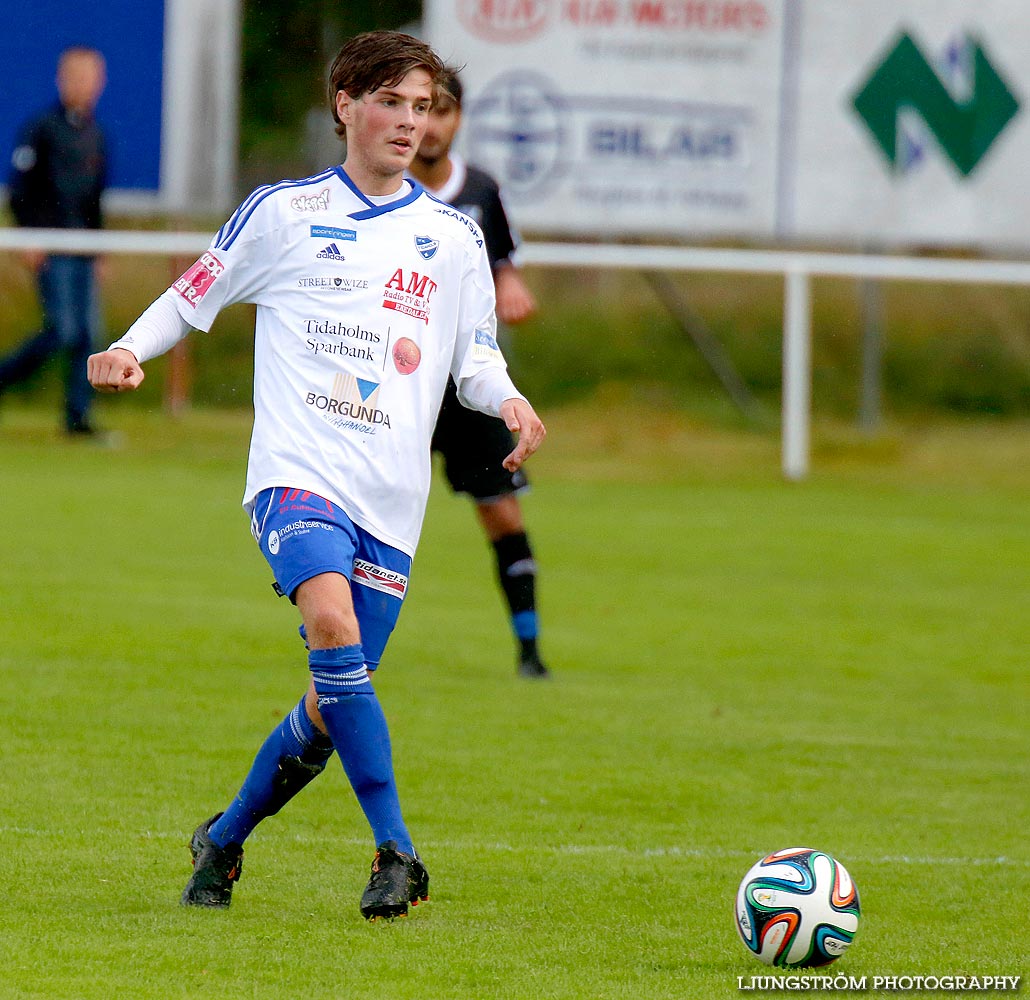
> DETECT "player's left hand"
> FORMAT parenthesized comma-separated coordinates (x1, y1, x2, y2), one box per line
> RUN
(500, 397, 546, 471)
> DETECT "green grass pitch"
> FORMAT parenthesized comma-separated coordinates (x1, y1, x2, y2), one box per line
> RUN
(0, 404, 1026, 999)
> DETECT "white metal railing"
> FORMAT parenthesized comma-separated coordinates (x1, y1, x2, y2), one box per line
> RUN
(0, 228, 212, 257)
(5, 227, 1030, 479)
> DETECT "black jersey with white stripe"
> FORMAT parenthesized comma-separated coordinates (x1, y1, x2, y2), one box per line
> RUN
(425, 156, 518, 271)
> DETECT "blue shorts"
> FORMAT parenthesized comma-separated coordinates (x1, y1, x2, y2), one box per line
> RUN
(250, 487, 411, 670)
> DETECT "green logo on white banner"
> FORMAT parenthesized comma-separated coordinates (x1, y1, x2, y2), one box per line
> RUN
(852, 31, 1020, 177)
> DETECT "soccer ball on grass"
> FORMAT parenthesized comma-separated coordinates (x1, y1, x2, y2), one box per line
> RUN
(734, 848, 860, 968)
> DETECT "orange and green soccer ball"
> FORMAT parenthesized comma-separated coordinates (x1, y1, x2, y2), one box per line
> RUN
(735, 848, 860, 968)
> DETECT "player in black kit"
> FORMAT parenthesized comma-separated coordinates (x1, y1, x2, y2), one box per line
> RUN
(410, 69, 550, 679)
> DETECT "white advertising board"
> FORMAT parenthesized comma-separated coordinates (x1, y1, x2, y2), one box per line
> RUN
(425, 0, 788, 238)
(788, 0, 1029, 249)
(425, 0, 1029, 249)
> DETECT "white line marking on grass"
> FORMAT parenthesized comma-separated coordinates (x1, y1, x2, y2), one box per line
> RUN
(426, 842, 1028, 869)
(1, 826, 1026, 868)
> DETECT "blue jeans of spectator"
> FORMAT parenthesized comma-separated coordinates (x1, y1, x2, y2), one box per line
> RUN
(0, 254, 100, 430)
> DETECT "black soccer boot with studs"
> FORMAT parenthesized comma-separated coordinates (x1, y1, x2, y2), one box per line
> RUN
(360, 840, 429, 921)
(180, 812, 244, 908)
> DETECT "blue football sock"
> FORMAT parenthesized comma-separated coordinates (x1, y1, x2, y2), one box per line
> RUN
(208, 697, 334, 848)
(512, 609, 539, 642)
(309, 644, 414, 856)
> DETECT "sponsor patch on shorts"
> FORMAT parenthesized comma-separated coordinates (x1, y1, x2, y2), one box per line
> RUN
(352, 558, 408, 598)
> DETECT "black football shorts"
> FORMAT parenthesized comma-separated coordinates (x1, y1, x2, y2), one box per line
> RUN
(431, 378, 529, 501)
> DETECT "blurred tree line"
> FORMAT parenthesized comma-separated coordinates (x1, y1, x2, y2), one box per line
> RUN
(239, 0, 421, 185)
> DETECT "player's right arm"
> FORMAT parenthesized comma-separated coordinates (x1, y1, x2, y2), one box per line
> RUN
(88, 185, 276, 394)
(88, 290, 191, 392)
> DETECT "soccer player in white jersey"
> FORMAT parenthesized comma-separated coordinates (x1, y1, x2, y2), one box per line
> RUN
(87, 31, 545, 921)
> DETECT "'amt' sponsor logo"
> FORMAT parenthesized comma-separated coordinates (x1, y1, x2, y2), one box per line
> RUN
(382, 269, 439, 324)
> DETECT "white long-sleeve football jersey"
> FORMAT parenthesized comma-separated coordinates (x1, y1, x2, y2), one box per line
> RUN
(111, 168, 523, 555)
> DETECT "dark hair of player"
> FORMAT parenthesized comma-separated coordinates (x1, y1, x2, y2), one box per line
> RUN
(439, 67, 463, 108)
(327, 31, 446, 139)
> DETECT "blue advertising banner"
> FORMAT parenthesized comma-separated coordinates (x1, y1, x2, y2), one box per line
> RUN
(0, 0, 165, 193)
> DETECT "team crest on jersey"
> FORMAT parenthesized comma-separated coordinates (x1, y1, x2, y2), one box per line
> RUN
(173, 252, 224, 308)
(352, 558, 408, 599)
(414, 235, 439, 260)
(291, 188, 330, 212)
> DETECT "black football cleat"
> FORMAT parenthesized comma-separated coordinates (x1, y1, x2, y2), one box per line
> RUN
(360, 841, 429, 921)
(518, 653, 551, 679)
(180, 813, 244, 908)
